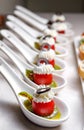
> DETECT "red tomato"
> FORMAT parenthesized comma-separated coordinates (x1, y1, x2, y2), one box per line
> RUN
(51, 44, 55, 50)
(58, 30, 65, 34)
(33, 73, 53, 85)
(32, 100, 55, 116)
(53, 37, 56, 43)
(49, 59, 55, 67)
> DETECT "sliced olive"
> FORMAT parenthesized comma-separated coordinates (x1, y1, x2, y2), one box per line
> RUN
(41, 43, 51, 51)
(36, 87, 51, 94)
(42, 35, 52, 40)
(47, 20, 53, 25)
(55, 20, 63, 23)
(37, 58, 49, 66)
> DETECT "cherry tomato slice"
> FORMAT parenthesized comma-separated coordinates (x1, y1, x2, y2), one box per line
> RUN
(32, 100, 55, 116)
(37, 58, 49, 66)
(58, 30, 65, 34)
(41, 43, 50, 51)
(49, 59, 55, 67)
(51, 44, 55, 50)
(53, 37, 57, 43)
(33, 73, 53, 85)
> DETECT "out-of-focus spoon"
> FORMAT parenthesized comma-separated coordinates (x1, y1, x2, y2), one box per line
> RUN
(15, 5, 71, 28)
(1, 29, 67, 74)
(14, 10, 47, 31)
(13, 10, 74, 37)
(7, 15, 70, 47)
(16, 5, 48, 25)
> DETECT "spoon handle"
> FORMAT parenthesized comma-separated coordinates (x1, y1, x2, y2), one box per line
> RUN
(0, 58, 20, 96)
(7, 15, 42, 38)
(16, 5, 48, 25)
(1, 29, 37, 63)
(14, 10, 47, 31)
(6, 21, 39, 52)
(0, 40, 39, 89)
(0, 40, 32, 74)
(6, 21, 35, 44)
(0, 57, 35, 94)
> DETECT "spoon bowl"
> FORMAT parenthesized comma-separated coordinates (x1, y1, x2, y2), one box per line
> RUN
(0, 57, 70, 127)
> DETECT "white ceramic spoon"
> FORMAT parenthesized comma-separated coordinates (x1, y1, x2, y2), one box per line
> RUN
(0, 57, 70, 127)
(14, 10, 47, 31)
(16, 5, 48, 25)
(16, 5, 72, 29)
(13, 10, 74, 37)
(7, 15, 70, 47)
(6, 21, 68, 59)
(15, 6, 72, 29)
(1, 29, 67, 74)
(0, 40, 67, 94)
(7, 15, 42, 38)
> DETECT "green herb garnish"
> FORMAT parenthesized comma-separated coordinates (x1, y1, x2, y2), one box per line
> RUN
(24, 99, 33, 111)
(50, 80, 58, 88)
(55, 51, 61, 55)
(26, 69, 34, 81)
(19, 91, 33, 102)
(37, 36, 42, 39)
(54, 64, 61, 70)
(55, 41, 59, 44)
(34, 42, 40, 50)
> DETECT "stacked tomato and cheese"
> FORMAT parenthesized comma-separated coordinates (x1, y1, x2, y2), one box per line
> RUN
(32, 87, 55, 116)
(40, 35, 56, 50)
(38, 49, 56, 67)
(33, 64, 54, 85)
(43, 29, 58, 43)
(47, 14, 68, 34)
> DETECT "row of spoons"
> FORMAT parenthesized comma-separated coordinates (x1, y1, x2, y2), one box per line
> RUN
(0, 36, 69, 127)
(14, 5, 74, 37)
(15, 5, 72, 27)
(0, 7, 73, 127)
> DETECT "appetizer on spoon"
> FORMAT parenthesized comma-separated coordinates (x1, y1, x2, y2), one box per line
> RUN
(0, 58, 70, 127)
(0, 41, 67, 94)
(1, 29, 67, 74)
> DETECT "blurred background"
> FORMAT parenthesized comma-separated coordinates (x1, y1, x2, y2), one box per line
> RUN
(0, 0, 84, 14)
(27, 0, 84, 13)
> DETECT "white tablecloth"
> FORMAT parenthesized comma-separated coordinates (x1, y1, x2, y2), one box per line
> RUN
(0, 13, 84, 130)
